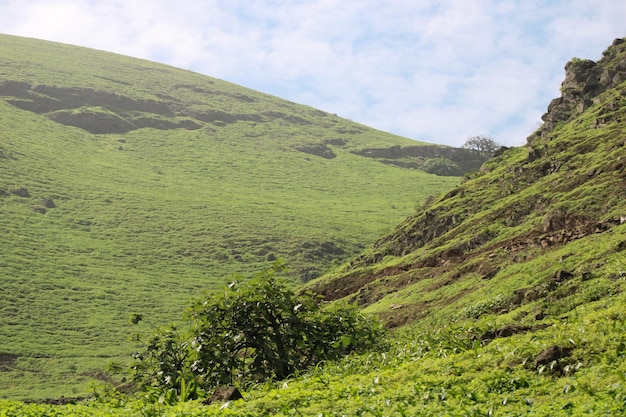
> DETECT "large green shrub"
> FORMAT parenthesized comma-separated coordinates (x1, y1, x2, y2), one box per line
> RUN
(129, 261, 386, 402)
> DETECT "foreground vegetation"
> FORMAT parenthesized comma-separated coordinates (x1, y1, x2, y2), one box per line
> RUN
(2, 277, 625, 415)
(127, 261, 386, 402)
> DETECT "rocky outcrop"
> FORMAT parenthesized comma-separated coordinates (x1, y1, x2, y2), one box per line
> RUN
(307, 38, 626, 333)
(530, 38, 626, 143)
(0, 81, 268, 134)
(533, 345, 573, 369)
(351, 145, 489, 175)
(296, 143, 337, 159)
(42, 198, 56, 208)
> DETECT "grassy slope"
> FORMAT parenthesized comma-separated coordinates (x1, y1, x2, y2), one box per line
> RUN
(3, 264, 625, 415)
(308, 39, 626, 327)
(23, 36, 614, 415)
(0, 35, 460, 399)
(4, 35, 625, 416)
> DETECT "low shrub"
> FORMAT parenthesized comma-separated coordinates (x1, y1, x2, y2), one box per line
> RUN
(128, 261, 387, 403)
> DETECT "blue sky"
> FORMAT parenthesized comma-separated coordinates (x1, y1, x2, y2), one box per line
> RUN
(1, 0, 624, 147)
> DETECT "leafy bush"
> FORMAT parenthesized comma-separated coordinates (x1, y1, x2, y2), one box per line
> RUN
(129, 261, 387, 402)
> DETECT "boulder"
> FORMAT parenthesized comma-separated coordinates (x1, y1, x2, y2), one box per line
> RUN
(11, 187, 29, 197)
(203, 386, 243, 405)
(534, 345, 573, 368)
(42, 198, 56, 208)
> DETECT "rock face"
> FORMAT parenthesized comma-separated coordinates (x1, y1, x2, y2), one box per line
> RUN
(530, 38, 626, 143)
(351, 145, 489, 176)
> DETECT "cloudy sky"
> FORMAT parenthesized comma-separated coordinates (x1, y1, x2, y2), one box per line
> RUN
(1, 1, 624, 147)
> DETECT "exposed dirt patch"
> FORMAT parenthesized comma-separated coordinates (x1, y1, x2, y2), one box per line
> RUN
(390, 269, 435, 289)
(311, 212, 623, 328)
(310, 262, 422, 304)
(310, 271, 374, 301)
(352, 280, 393, 307)
(480, 324, 550, 342)
(379, 301, 432, 328)
(203, 385, 243, 405)
(296, 143, 336, 159)
(0, 81, 204, 134)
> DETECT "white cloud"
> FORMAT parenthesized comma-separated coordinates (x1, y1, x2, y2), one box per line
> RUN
(0, 0, 624, 147)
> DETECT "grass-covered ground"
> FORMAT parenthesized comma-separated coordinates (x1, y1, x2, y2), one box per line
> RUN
(2, 277, 625, 416)
(0, 35, 460, 399)
(3, 34, 625, 416)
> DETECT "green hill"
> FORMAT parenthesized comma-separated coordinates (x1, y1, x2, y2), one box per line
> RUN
(0, 34, 471, 399)
(4, 34, 626, 416)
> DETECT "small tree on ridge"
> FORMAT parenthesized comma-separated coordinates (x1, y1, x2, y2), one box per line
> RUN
(462, 135, 500, 156)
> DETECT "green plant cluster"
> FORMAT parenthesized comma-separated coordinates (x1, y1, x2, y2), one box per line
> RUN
(127, 262, 386, 403)
(3, 286, 625, 415)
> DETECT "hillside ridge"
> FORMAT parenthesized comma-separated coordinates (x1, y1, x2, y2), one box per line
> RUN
(0, 34, 488, 172)
(309, 37, 626, 328)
